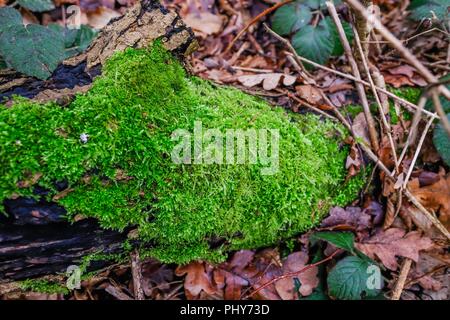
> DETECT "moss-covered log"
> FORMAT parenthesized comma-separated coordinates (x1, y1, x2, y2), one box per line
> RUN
(0, 0, 197, 102)
(0, 1, 364, 282)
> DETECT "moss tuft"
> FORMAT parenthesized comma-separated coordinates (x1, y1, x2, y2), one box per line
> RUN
(0, 42, 364, 264)
(20, 279, 68, 295)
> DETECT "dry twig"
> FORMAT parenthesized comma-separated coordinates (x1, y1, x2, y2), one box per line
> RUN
(327, 1, 380, 151)
(391, 258, 412, 300)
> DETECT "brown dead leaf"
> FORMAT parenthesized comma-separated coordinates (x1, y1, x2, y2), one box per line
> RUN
(352, 112, 371, 146)
(356, 228, 434, 270)
(296, 85, 323, 105)
(238, 73, 296, 91)
(175, 261, 217, 299)
(86, 7, 121, 29)
(321, 206, 372, 231)
(274, 252, 319, 299)
(184, 11, 224, 35)
(345, 137, 362, 179)
(382, 65, 427, 88)
(408, 174, 450, 230)
(141, 259, 174, 299)
(383, 73, 415, 88)
(213, 269, 248, 300)
(387, 65, 416, 78)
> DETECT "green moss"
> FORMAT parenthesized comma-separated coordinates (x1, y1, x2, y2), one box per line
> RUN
(389, 86, 422, 121)
(0, 42, 364, 264)
(389, 86, 421, 104)
(20, 279, 68, 295)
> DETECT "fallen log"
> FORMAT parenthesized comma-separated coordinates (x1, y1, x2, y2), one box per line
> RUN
(0, 0, 195, 281)
(0, 0, 197, 103)
(0, 0, 362, 285)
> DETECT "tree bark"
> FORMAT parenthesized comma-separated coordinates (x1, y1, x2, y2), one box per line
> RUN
(0, 0, 197, 103)
(0, 0, 196, 283)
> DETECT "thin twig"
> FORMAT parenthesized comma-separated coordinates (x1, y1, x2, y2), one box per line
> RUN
(345, 0, 450, 100)
(261, 23, 438, 119)
(353, 23, 399, 169)
(391, 258, 412, 300)
(431, 88, 450, 137)
(262, 23, 313, 80)
(283, 50, 438, 118)
(223, 0, 293, 55)
(131, 250, 145, 300)
(402, 115, 436, 188)
(327, 1, 379, 151)
(244, 250, 340, 299)
(263, 22, 450, 240)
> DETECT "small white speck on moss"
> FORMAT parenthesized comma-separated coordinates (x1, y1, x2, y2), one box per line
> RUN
(80, 133, 89, 144)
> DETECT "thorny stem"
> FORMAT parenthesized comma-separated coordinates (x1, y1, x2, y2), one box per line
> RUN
(244, 250, 340, 299)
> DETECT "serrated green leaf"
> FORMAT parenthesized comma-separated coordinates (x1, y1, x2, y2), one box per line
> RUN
(0, 7, 23, 33)
(272, 3, 312, 35)
(292, 18, 334, 66)
(321, 16, 354, 56)
(409, 0, 449, 21)
(433, 114, 450, 166)
(425, 74, 450, 113)
(327, 256, 382, 300)
(298, 0, 342, 9)
(18, 0, 55, 12)
(47, 24, 98, 58)
(0, 56, 6, 69)
(311, 231, 355, 253)
(48, 23, 79, 48)
(75, 25, 98, 52)
(0, 24, 65, 80)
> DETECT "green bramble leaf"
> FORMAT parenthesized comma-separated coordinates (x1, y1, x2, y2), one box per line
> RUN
(0, 7, 23, 33)
(0, 18, 65, 80)
(322, 17, 354, 56)
(18, 0, 55, 12)
(48, 24, 98, 58)
(292, 17, 334, 66)
(433, 114, 450, 166)
(327, 256, 383, 300)
(301, 0, 342, 9)
(425, 74, 450, 114)
(409, 0, 449, 22)
(311, 231, 356, 253)
(272, 2, 312, 36)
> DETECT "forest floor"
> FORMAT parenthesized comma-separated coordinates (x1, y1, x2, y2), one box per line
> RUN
(0, 0, 449, 300)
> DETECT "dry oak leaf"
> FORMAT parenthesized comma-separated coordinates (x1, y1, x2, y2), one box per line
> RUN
(408, 174, 450, 229)
(274, 252, 319, 299)
(86, 7, 121, 29)
(184, 11, 224, 35)
(175, 261, 217, 299)
(213, 269, 248, 300)
(321, 206, 371, 231)
(296, 85, 323, 105)
(352, 112, 371, 146)
(355, 228, 434, 270)
(238, 73, 297, 91)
